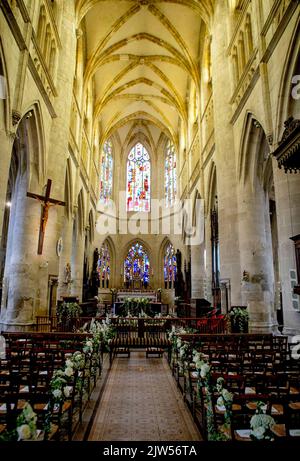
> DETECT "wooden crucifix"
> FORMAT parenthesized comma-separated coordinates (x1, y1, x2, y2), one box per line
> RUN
(27, 179, 65, 255)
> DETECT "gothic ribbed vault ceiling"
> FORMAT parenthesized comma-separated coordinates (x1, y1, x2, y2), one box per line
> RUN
(76, 0, 214, 150)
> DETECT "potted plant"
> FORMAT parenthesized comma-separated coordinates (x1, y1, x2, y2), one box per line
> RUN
(229, 307, 249, 333)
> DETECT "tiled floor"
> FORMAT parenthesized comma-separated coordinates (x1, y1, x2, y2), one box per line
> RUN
(88, 351, 201, 441)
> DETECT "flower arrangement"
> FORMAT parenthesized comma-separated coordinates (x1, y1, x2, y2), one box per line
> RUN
(0, 403, 38, 441)
(229, 307, 249, 333)
(216, 377, 233, 429)
(56, 301, 82, 323)
(250, 401, 275, 441)
(193, 352, 231, 441)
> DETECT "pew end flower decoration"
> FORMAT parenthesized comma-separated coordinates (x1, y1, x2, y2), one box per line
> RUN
(250, 401, 275, 441)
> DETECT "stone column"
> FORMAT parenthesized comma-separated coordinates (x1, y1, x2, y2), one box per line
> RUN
(210, 0, 241, 305)
(0, 172, 41, 329)
(191, 244, 205, 299)
(0, 134, 13, 239)
(238, 180, 278, 333)
(71, 232, 85, 301)
(273, 165, 300, 335)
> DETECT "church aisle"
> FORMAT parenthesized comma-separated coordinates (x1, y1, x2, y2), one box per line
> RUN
(88, 351, 201, 441)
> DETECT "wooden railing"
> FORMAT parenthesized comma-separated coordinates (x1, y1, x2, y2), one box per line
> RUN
(35, 316, 94, 332)
(35, 315, 227, 334)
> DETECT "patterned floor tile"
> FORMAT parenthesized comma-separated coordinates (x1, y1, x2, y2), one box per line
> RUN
(88, 351, 201, 441)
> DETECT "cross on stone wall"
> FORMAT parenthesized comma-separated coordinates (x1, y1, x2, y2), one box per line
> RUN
(27, 179, 65, 255)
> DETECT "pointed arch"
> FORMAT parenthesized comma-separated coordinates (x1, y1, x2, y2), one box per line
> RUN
(98, 236, 115, 288)
(88, 209, 95, 243)
(99, 138, 114, 205)
(20, 102, 46, 187)
(274, 18, 300, 143)
(164, 139, 177, 208)
(159, 237, 177, 289)
(238, 112, 270, 192)
(126, 142, 151, 212)
(77, 189, 85, 236)
(123, 239, 151, 288)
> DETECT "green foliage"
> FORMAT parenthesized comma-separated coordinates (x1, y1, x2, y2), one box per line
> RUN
(229, 307, 249, 332)
(56, 302, 82, 323)
(121, 297, 153, 317)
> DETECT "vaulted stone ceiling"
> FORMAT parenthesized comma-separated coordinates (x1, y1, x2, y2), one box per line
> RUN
(76, 0, 214, 151)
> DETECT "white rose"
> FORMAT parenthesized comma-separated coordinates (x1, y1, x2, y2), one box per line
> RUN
(65, 367, 74, 377)
(63, 386, 70, 398)
(195, 360, 203, 370)
(251, 426, 265, 440)
(86, 341, 93, 347)
(66, 359, 73, 368)
(222, 389, 233, 402)
(193, 353, 201, 363)
(200, 364, 210, 379)
(217, 396, 224, 407)
(52, 389, 62, 399)
(17, 424, 32, 440)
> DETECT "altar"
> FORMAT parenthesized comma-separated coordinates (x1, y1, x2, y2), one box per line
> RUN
(113, 301, 163, 316)
(116, 290, 157, 303)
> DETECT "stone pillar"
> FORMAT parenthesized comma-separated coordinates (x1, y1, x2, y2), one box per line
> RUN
(0, 134, 13, 239)
(238, 180, 278, 333)
(204, 215, 213, 304)
(273, 165, 300, 335)
(191, 244, 205, 299)
(0, 172, 41, 329)
(71, 232, 85, 301)
(210, 0, 241, 305)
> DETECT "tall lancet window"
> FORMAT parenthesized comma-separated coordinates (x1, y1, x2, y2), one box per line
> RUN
(124, 242, 150, 288)
(164, 242, 177, 289)
(97, 242, 111, 288)
(165, 140, 177, 207)
(126, 143, 150, 212)
(100, 139, 113, 204)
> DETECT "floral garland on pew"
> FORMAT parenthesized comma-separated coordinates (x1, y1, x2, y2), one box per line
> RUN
(250, 401, 275, 441)
(0, 402, 39, 441)
(51, 319, 115, 406)
(192, 351, 232, 441)
(215, 377, 233, 430)
(167, 326, 193, 369)
(0, 321, 116, 442)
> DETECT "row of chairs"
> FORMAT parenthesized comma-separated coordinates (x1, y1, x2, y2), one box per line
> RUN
(0, 340, 102, 440)
(170, 334, 300, 441)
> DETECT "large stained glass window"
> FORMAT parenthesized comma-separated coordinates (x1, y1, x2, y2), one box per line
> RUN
(97, 242, 111, 288)
(126, 143, 150, 212)
(100, 139, 113, 205)
(124, 242, 150, 288)
(165, 140, 177, 207)
(164, 242, 177, 289)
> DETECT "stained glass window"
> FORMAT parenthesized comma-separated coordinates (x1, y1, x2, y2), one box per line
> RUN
(97, 242, 111, 288)
(164, 242, 177, 289)
(126, 143, 150, 212)
(165, 140, 177, 207)
(124, 242, 150, 288)
(100, 139, 113, 205)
